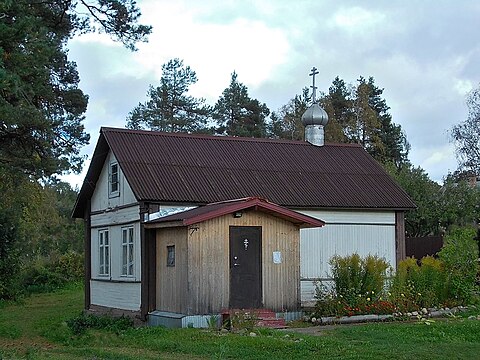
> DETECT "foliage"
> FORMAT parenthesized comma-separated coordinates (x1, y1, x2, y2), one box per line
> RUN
(0, 171, 83, 299)
(18, 180, 84, 258)
(385, 163, 480, 237)
(127, 58, 212, 133)
(271, 76, 409, 166)
(0, 166, 33, 300)
(1, 0, 150, 177)
(390, 256, 448, 311)
(214, 72, 270, 137)
(314, 254, 391, 317)
(20, 251, 84, 294)
(389, 228, 478, 310)
(439, 174, 480, 231)
(439, 227, 479, 304)
(384, 163, 441, 236)
(269, 87, 310, 140)
(451, 84, 480, 173)
(329, 253, 390, 306)
(228, 310, 258, 332)
(314, 282, 396, 317)
(0, 0, 149, 299)
(67, 312, 133, 335)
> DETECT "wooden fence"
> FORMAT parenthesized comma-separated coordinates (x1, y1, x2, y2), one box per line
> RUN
(405, 236, 444, 259)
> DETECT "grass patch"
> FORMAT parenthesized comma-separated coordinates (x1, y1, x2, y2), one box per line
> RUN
(1, 287, 480, 359)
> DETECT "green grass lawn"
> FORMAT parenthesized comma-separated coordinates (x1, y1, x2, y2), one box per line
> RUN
(1, 287, 480, 359)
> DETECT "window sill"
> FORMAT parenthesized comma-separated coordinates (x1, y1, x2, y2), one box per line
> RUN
(91, 278, 140, 283)
(108, 191, 120, 199)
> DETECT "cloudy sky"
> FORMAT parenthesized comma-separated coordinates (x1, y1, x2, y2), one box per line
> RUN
(64, 0, 480, 186)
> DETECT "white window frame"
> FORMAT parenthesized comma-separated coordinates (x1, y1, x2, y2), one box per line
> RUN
(121, 226, 134, 277)
(98, 229, 110, 276)
(109, 162, 120, 197)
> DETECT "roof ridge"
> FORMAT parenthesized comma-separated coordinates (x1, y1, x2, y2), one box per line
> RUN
(101, 127, 308, 145)
(101, 127, 364, 148)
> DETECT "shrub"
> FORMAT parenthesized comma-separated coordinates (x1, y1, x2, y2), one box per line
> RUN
(439, 227, 479, 304)
(50, 251, 84, 281)
(329, 253, 390, 306)
(313, 254, 391, 317)
(20, 251, 84, 294)
(390, 256, 447, 311)
(67, 312, 134, 335)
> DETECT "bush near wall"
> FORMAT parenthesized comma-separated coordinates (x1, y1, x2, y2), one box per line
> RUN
(390, 256, 447, 311)
(314, 229, 479, 317)
(315, 254, 393, 317)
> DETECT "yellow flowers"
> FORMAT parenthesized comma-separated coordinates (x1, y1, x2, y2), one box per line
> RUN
(366, 297, 371, 301)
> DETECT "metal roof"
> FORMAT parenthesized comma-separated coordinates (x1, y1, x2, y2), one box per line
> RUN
(72, 127, 415, 218)
(144, 197, 326, 229)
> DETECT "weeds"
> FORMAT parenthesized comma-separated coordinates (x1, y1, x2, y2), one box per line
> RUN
(66, 312, 133, 335)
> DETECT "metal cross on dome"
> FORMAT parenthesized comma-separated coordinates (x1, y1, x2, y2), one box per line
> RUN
(309, 66, 319, 103)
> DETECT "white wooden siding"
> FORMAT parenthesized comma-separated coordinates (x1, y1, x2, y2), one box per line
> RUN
(295, 209, 395, 225)
(295, 209, 396, 304)
(91, 151, 137, 212)
(91, 205, 140, 228)
(90, 221, 141, 282)
(90, 280, 140, 311)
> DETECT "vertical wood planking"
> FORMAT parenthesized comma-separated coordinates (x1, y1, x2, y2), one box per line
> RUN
(156, 227, 188, 313)
(185, 210, 301, 314)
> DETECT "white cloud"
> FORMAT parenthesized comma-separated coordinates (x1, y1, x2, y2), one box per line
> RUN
(328, 6, 386, 34)
(454, 79, 473, 96)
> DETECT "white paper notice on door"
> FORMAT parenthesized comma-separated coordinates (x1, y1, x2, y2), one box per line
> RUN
(273, 251, 282, 264)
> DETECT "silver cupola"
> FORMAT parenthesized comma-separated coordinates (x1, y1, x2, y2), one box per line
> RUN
(301, 67, 329, 146)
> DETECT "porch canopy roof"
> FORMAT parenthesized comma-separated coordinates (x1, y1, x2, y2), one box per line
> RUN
(144, 197, 325, 229)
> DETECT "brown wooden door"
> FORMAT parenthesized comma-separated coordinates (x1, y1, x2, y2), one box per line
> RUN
(229, 226, 262, 309)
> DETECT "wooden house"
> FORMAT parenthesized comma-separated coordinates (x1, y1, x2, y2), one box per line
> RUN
(72, 127, 415, 325)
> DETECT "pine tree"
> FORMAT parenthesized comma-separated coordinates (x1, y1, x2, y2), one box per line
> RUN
(0, 0, 151, 177)
(214, 72, 269, 137)
(127, 59, 212, 133)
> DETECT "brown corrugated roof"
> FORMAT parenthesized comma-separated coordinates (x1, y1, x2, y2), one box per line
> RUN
(144, 197, 326, 229)
(72, 127, 415, 217)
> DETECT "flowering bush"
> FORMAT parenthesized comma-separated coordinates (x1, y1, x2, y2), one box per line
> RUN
(389, 256, 447, 311)
(314, 283, 396, 317)
(329, 253, 390, 306)
(312, 231, 479, 320)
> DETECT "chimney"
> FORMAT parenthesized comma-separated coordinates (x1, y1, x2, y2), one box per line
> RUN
(301, 67, 329, 146)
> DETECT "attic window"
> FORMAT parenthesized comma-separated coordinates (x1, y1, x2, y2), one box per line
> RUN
(109, 163, 119, 196)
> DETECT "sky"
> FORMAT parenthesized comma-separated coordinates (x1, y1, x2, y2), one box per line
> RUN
(63, 0, 480, 187)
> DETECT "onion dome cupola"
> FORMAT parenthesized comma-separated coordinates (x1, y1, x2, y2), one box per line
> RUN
(301, 67, 329, 146)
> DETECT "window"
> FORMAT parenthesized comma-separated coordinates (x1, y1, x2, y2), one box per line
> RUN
(99, 229, 109, 276)
(122, 227, 134, 276)
(109, 163, 119, 196)
(167, 245, 175, 267)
